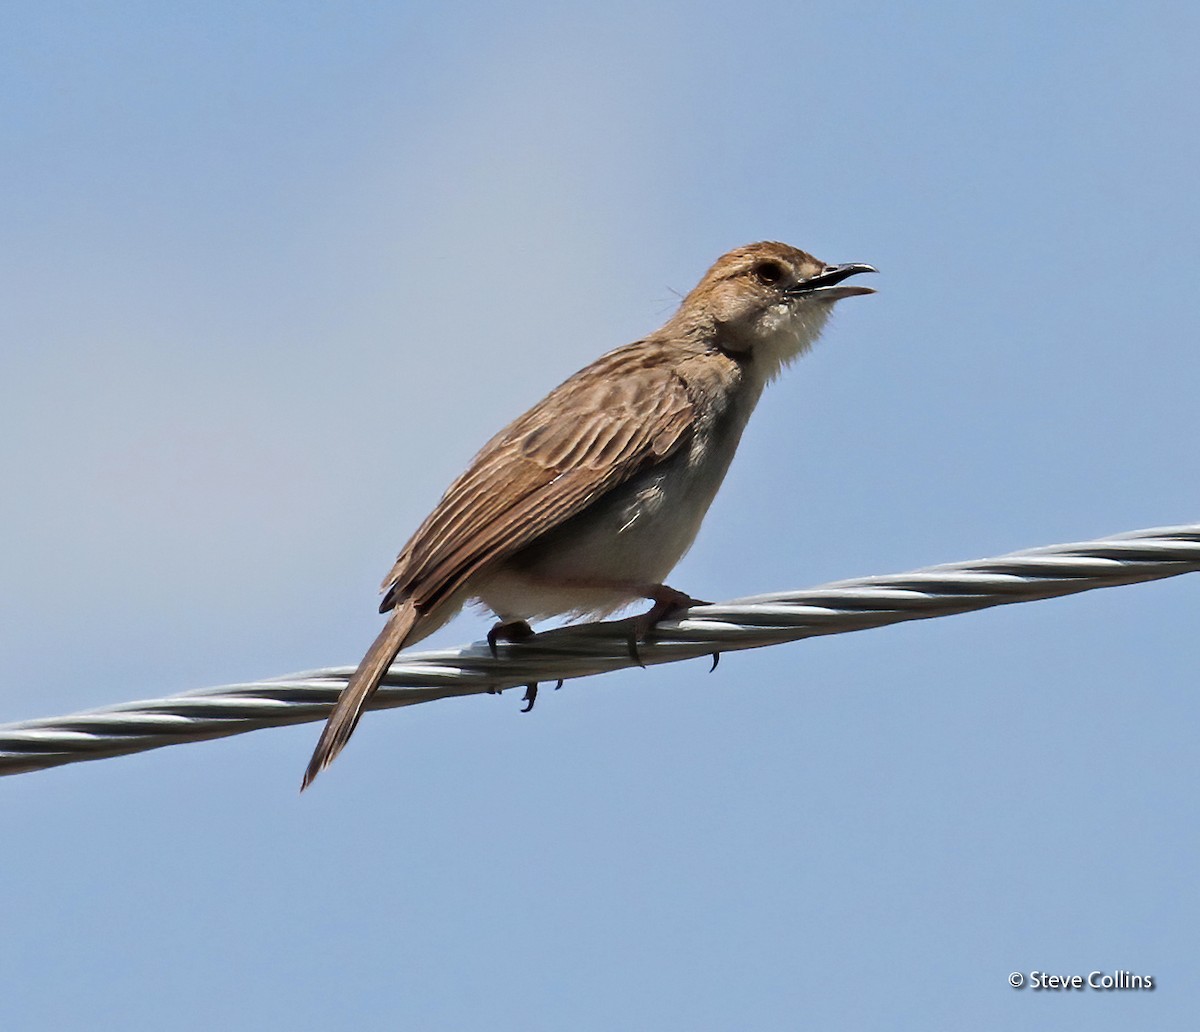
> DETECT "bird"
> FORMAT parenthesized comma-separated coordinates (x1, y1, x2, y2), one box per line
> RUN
(302, 241, 875, 788)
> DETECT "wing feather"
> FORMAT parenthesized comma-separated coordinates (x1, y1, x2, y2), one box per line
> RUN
(379, 340, 696, 612)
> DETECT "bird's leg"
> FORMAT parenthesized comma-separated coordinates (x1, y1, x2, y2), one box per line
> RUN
(484, 573, 713, 669)
(486, 620, 538, 711)
(627, 584, 711, 667)
(487, 619, 534, 658)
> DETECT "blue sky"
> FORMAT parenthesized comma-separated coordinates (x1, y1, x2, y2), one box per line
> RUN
(2, 3, 1197, 1029)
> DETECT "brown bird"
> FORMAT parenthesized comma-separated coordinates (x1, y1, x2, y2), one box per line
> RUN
(302, 241, 875, 788)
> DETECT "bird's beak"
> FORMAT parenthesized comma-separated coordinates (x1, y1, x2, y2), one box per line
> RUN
(787, 262, 878, 301)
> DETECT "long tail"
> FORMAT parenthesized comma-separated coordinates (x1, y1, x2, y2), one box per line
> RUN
(301, 598, 420, 791)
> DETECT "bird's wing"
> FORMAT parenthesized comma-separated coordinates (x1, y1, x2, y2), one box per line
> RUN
(380, 340, 696, 613)
(304, 340, 697, 789)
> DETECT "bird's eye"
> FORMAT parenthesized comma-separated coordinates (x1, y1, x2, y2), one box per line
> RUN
(753, 261, 785, 285)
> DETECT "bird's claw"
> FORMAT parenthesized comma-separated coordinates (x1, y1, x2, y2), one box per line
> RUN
(627, 629, 646, 668)
(520, 679, 562, 713)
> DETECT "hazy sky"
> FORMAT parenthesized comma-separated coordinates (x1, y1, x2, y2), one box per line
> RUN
(2, 3, 1197, 1029)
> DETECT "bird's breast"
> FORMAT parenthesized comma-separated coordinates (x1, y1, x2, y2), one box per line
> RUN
(477, 376, 760, 622)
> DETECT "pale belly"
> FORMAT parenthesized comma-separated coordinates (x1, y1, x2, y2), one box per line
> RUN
(474, 406, 749, 622)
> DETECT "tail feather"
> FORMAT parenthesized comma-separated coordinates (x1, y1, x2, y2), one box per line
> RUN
(301, 599, 419, 791)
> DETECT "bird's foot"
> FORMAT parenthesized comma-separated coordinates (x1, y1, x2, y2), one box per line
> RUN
(626, 586, 710, 667)
(487, 619, 534, 658)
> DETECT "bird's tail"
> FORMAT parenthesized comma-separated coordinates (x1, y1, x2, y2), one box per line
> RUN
(301, 598, 419, 791)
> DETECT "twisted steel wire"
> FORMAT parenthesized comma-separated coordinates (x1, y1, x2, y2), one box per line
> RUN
(2, 523, 1196, 777)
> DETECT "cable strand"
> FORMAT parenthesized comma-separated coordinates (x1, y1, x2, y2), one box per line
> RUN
(2, 523, 1196, 777)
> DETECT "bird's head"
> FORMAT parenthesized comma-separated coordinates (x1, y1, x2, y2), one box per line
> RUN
(675, 241, 876, 372)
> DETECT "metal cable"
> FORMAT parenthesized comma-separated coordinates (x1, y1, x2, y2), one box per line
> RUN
(2, 523, 1196, 777)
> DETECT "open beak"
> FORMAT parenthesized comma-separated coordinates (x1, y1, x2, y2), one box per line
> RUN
(787, 262, 877, 301)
